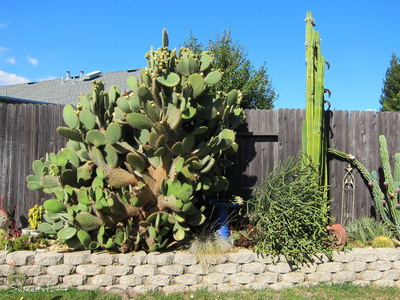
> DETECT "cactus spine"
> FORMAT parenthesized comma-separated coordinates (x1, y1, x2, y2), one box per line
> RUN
(302, 12, 329, 200)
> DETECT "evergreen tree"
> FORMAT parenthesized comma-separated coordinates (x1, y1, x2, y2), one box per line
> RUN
(380, 52, 400, 111)
(183, 29, 277, 109)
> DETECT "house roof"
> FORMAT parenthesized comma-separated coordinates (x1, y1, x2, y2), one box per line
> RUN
(0, 69, 141, 105)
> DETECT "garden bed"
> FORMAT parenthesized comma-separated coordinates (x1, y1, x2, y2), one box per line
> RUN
(1, 248, 400, 293)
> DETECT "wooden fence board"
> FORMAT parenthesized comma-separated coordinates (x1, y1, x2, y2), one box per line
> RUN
(3, 104, 400, 226)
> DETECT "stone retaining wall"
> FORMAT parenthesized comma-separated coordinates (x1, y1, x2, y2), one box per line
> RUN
(1, 248, 400, 293)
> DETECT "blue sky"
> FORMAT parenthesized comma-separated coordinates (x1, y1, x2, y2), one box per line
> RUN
(0, 0, 399, 111)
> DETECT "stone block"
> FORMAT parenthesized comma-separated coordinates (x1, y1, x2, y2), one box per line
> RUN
(298, 263, 317, 273)
(203, 273, 229, 284)
(215, 283, 242, 292)
(118, 251, 147, 266)
(174, 274, 200, 285)
(228, 249, 255, 264)
(7, 251, 35, 266)
(147, 252, 174, 266)
(373, 279, 394, 287)
(63, 251, 91, 265)
(0, 265, 16, 276)
(269, 282, 294, 290)
(267, 263, 292, 273)
(105, 285, 129, 294)
(332, 251, 355, 263)
(213, 263, 240, 274)
(133, 264, 157, 276)
(0, 251, 7, 264)
(18, 265, 46, 276)
(351, 248, 378, 262)
(281, 272, 305, 283)
(311, 253, 330, 264)
(63, 274, 87, 286)
(187, 284, 217, 292)
(187, 264, 210, 275)
(173, 251, 198, 265)
(130, 285, 160, 294)
(332, 271, 357, 282)
(76, 264, 103, 276)
(47, 264, 74, 276)
(382, 269, 400, 280)
(375, 248, 400, 261)
(254, 253, 275, 264)
(119, 274, 143, 286)
(146, 274, 172, 286)
(90, 274, 114, 286)
(91, 252, 116, 265)
(367, 260, 392, 271)
(357, 270, 382, 281)
(104, 265, 132, 276)
(162, 284, 189, 293)
(306, 272, 332, 282)
(255, 272, 278, 283)
(317, 262, 343, 273)
(230, 272, 256, 284)
(34, 252, 63, 266)
(241, 262, 266, 274)
(352, 280, 370, 287)
(247, 282, 269, 290)
(158, 264, 184, 276)
(393, 261, 400, 270)
(343, 261, 367, 272)
(33, 275, 59, 286)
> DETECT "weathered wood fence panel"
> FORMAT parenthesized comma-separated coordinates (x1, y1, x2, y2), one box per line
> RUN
(2, 103, 400, 227)
(0, 104, 67, 227)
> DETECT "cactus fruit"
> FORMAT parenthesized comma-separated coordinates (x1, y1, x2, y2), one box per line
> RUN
(27, 29, 243, 252)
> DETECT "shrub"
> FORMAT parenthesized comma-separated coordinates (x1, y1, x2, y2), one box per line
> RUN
(247, 156, 333, 266)
(345, 217, 394, 247)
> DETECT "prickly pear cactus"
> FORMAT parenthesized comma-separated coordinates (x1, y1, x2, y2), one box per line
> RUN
(27, 29, 244, 252)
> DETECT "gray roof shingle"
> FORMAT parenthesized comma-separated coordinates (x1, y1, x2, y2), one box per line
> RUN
(0, 69, 141, 105)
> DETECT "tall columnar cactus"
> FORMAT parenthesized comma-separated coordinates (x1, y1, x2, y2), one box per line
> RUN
(26, 29, 244, 252)
(329, 135, 400, 238)
(302, 12, 329, 192)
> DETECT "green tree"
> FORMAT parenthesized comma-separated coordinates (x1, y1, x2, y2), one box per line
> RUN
(183, 29, 277, 109)
(380, 52, 400, 111)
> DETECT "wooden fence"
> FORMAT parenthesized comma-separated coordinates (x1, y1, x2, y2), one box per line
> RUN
(1, 103, 400, 227)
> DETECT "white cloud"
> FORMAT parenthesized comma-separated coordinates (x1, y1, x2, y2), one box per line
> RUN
(0, 46, 8, 54)
(6, 57, 15, 64)
(0, 70, 29, 85)
(0, 23, 8, 29)
(25, 55, 39, 66)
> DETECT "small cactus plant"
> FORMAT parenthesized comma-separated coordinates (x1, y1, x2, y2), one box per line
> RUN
(329, 135, 400, 238)
(371, 236, 395, 248)
(28, 205, 44, 230)
(27, 29, 243, 252)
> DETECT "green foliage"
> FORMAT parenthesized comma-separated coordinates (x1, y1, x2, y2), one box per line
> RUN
(380, 52, 400, 111)
(345, 217, 394, 246)
(183, 29, 277, 109)
(26, 29, 243, 252)
(329, 135, 400, 239)
(0, 235, 49, 252)
(188, 221, 232, 268)
(247, 156, 333, 266)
